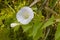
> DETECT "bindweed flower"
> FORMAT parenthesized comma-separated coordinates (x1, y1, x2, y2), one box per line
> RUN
(10, 23, 20, 27)
(16, 7, 34, 24)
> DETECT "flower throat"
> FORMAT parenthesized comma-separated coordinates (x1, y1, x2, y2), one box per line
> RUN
(22, 12, 29, 19)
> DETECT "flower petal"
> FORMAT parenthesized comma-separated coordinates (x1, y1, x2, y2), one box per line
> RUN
(16, 7, 34, 24)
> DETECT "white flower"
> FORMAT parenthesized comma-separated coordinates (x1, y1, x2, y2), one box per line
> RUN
(10, 23, 20, 27)
(16, 7, 34, 24)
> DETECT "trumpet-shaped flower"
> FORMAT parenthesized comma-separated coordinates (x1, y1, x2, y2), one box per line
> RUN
(16, 7, 34, 24)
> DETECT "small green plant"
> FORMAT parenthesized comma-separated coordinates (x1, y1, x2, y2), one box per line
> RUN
(0, 0, 60, 40)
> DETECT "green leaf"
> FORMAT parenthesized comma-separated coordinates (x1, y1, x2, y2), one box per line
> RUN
(22, 24, 32, 32)
(22, 24, 33, 37)
(41, 16, 55, 29)
(32, 11, 43, 40)
(33, 22, 43, 38)
(14, 26, 20, 32)
(55, 23, 60, 40)
(33, 22, 43, 40)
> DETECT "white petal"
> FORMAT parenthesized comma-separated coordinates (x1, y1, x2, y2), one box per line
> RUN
(16, 7, 34, 24)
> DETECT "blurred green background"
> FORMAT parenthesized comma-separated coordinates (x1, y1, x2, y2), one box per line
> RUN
(0, 0, 60, 40)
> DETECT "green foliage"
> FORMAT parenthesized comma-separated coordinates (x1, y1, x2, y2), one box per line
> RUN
(41, 16, 55, 29)
(0, 0, 60, 40)
(55, 23, 60, 40)
(0, 27, 10, 40)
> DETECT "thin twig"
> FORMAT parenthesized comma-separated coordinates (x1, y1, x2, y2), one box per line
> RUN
(44, 28, 50, 40)
(40, 0, 48, 10)
(44, 6, 58, 15)
(52, 0, 60, 9)
(29, 0, 40, 7)
(42, 0, 48, 6)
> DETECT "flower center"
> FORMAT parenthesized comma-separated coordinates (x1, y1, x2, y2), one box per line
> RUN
(22, 12, 29, 19)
